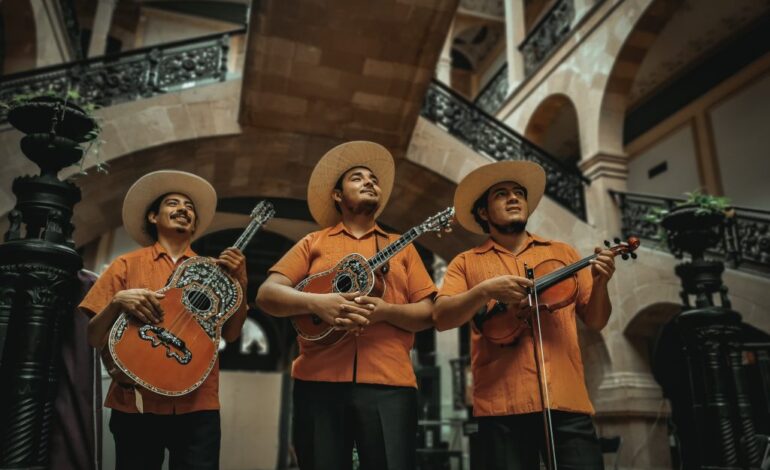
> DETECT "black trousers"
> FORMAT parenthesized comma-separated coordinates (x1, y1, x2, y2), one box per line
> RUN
(292, 380, 418, 470)
(476, 410, 604, 470)
(109, 409, 221, 470)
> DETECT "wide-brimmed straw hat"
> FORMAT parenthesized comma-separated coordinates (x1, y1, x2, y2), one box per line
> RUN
(122, 170, 217, 246)
(307, 141, 395, 227)
(454, 161, 546, 235)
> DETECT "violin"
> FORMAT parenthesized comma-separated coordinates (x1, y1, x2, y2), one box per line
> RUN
(472, 237, 640, 345)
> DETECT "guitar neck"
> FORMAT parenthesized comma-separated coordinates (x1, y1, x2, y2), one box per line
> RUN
(233, 217, 267, 251)
(534, 253, 597, 292)
(368, 227, 422, 270)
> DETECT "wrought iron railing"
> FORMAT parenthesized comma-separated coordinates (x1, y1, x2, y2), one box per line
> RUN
(459, 0, 505, 18)
(474, 63, 509, 115)
(422, 80, 588, 220)
(0, 28, 246, 125)
(609, 190, 770, 274)
(519, 0, 575, 76)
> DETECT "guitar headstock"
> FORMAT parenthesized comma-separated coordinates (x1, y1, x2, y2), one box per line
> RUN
(420, 207, 455, 235)
(603, 236, 641, 260)
(251, 200, 276, 224)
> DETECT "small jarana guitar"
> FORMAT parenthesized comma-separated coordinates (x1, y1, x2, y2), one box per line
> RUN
(107, 201, 275, 396)
(292, 207, 455, 345)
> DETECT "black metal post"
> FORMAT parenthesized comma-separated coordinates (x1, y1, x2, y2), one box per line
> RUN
(0, 97, 92, 469)
(652, 206, 764, 470)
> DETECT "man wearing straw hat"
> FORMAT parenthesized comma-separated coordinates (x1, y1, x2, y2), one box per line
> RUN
(257, 141, 436, 470)
(79, 170, 248, 470)
(433, 161, 616, 468)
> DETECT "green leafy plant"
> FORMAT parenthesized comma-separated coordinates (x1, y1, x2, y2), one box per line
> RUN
(2, 88, 108, 174)
(644, 190, 732, 225)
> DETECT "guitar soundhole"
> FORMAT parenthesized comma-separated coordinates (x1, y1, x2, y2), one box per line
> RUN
(334, 274, 354, 293)
(185, 290, 212, 313)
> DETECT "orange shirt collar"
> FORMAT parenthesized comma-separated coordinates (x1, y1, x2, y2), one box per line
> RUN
(151, 242, 197, 261)
(472, 232, 550, 255)
(328, 221, 389, 239)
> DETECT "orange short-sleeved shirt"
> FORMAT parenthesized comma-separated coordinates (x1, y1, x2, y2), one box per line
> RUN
(438, 233, 594, 417)
(79, 243, 220, 414)
(269, 222, 437, 388)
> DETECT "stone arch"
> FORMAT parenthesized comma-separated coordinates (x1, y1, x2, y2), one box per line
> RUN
(596, 0, 680, 156)
(1, 0, 37, 74)
(623, 301, 682, 374)
(64, 129, 481, 262)
(524, 93, 581, 167)
(0, 80, 242, 224)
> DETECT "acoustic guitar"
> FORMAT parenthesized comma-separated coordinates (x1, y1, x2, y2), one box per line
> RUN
(292, 207, 455, 345)
(472, 237, 640, 345)
(107, 201, 275, 396)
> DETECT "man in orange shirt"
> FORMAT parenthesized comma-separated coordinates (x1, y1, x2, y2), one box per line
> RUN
(257, 141, 436, 470)
(433, 161, 616, 469)
(79, 170, 248, 470)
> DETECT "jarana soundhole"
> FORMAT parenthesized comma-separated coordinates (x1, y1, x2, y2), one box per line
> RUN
(107, 201, 275, 395)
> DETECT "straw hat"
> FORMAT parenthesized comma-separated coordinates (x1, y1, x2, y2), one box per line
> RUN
(122, 170, 217, 246)
(454, 161, 546, 235)
(307, 141, 395, 227)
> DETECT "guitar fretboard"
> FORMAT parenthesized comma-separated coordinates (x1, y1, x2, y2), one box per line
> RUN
(233, 209, 273, 251)
(368, 227, 422, 270)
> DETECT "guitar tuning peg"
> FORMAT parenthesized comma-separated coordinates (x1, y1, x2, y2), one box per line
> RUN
(621, 254, 629, 260)
(445, 227, 452, 233)
(603, 240, 610, 248)
(630, 252, 637, 259)
(437, 233, 442, 239)
(613, 237, 621, 244)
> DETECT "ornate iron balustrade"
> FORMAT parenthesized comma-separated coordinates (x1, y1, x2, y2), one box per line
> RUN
(474, 63, 509, 115)
(610, 190, 770, 274)
(0, 28, 246, 125)
(459, 0, 505, 18)
(422, 80, 587, 220)
(519, 0, 575, 76)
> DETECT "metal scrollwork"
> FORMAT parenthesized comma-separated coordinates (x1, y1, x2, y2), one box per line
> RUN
(0, 29, 245, 125)
(422, 80, 587, 220)
(474, 63, 509, 115)
(519, 0, 575, 76)
(610, 190, 770, 274)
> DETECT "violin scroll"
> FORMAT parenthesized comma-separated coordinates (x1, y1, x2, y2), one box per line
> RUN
(603, 236, 640, 261)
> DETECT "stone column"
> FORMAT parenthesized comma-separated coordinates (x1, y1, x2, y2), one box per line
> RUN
(436, 19, 454, 85)
(87, 0, 118, 58)
(579, 153, 628, 239)
(503, 0, 526, 90)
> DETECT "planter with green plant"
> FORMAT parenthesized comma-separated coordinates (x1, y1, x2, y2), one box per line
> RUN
(644, 190, 733, 260)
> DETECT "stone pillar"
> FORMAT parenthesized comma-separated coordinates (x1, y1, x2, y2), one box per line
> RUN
(504, 0, 526, 90)
(87, 0, 118, 58)
(0, 97, 92, 469)
(436, 20, 454, 85)
(579, 152, 628, 239)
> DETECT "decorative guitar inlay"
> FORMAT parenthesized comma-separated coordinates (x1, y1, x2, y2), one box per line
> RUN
(138, 324, 193, 365)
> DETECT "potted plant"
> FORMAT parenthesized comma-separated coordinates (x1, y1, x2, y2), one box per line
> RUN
(645, 190, 733, 260)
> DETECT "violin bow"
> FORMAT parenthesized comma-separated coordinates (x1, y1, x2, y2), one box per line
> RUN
(525, 263, 558, 470)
